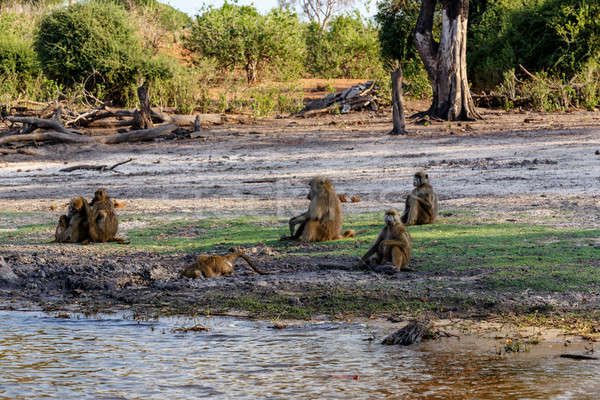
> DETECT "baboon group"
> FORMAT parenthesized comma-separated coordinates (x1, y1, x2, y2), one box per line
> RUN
(54, 171, 438, 278)
(54, 189, 126, 244)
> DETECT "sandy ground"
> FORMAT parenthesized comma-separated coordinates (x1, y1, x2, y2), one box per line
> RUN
(0, 107, 599, 328)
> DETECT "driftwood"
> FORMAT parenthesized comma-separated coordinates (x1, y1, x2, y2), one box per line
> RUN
(390, 67, 408, 135)
(382, 320, 431, 346)
(559, 354, 598, 360)
(132, 85, 153, 130)
(6, 116, 81, 135)
(60, 158, 135, 172)
(95, 124, 177, 144)
(0, 124, 176, 145)
(300, 81, 379, 116)
(0, 148, 38, 155)
(0, 131, 94, 145)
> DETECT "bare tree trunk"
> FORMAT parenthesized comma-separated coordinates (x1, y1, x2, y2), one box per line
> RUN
(390, 67, 407, 135)
(132, 85, 153, 130)
(414, 0, 480, 121)
(245, 60, 257, 84)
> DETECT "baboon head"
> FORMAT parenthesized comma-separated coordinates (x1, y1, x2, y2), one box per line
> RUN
(384, 209, 402, 226)
(68, 197, 86, 216)
(307, 176, 332, 200)
(93, 188, 109, 202)
(414, 171, 429, 187)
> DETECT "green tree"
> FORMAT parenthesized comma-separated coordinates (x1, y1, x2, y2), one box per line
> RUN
(305, 12, 383, 78)
(185, 4, 305, 83)
(35, 0, 170, 104)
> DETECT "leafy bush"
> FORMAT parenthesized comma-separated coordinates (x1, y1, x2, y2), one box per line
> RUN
(34, 0, 169, 104)
(305, 12, 384, 79)
(468, 0, 600, 90)
(185, 4, 305, 83)
(0, 33, 40, 77)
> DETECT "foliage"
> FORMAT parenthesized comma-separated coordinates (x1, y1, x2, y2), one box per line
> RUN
(468, 0, 600, 90)
(34, 0, 170, 105)
(305, 12, 384, 79)
(185, 4, 305, 83)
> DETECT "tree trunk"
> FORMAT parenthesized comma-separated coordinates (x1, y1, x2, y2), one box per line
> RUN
(390, 67, 408, 135)
(245, 60, 257, 84)
(132, 85, 153, 130)
(414, 0, 480, 121)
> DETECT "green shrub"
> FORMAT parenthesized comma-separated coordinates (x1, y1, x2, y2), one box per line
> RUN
(185, 4, 305, 83)
(0, 33, 40, 77)
(34, 0, 169, 104)
(305, 12, 384, 79)
(468, 0, 600, 90)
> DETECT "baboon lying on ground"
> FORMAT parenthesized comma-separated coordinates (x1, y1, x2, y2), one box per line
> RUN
(361, 209, 412, 271)
(181, 251, 266, 278)
(54, 197, 91, 243)
(401, 171, 439, 225)
(287, 176, 354, 242)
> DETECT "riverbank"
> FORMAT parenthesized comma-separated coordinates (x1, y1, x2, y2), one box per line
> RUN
(1, 108, 599, 338)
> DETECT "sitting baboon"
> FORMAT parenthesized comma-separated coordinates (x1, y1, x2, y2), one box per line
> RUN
(54, 197, 91, 243)
(181, 251, 266, 279)
(287, 176, 354, 242)
(361, 209, 412, 271)
(87, 188, 120, 243)
(401, 171, 439, 225)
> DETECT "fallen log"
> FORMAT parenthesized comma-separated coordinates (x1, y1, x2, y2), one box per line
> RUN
(382, 320, 431, 346)
(95, 124, 177, 144)
(60, 158, 135, 172)
(0, 131, 94, 145)
(300, 81, 379, 115)
(0, 148, 39, 155)
(6, 116, 81, 135)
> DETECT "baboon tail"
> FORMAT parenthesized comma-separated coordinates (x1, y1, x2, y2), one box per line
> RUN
(238, 254, 268, 275)
(111, 237, 130, 245)
(341, 229, 355, 238)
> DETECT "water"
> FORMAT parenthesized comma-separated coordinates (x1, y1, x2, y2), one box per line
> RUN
(0, 311, 598, 399)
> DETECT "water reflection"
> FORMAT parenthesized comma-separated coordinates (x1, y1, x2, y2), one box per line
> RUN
(0, 311, 598, 399)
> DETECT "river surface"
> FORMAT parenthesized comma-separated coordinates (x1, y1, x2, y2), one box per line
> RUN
(0, 311, 598, 399)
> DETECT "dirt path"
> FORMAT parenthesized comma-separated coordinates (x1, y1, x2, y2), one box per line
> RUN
(0, 108, 599, 322)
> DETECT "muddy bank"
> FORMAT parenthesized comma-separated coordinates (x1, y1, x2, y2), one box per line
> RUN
(1, 109, 599, 328)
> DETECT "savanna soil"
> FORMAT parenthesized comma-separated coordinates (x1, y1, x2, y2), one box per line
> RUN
(1, 103, 599, 338)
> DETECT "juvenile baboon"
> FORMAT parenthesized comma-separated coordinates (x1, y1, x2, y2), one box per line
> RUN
(287, 176, 354, 242)
(361, 209, 412, 271)
(401, 171, 439, 225)
(180, 251, 266, 279)
(87, 188, 120, 243)
(54, 197, 91, 243)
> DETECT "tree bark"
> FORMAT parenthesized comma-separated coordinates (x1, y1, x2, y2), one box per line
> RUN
(414, 0, 480, 121)
(390, 67, 408, 135)
(132, 85, 153, 130)
(95, 124, 177, 144)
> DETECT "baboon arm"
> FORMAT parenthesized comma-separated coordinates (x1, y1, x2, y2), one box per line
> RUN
(362, 230, 385, 261)
(289, 212, 309, 236)
(409, 193, 433, 212)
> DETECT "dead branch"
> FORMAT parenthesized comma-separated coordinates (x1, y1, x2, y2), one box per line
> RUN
(0, 131, 94, 145)
(95, 124, 177, 144)
(0, 148, 39, 156)
(59, 158, 135, 173)
(299, 81, 379, 116)
(382, 320, 432, 346)
(132, 85, 153, 130)
(6, 116, 81, 135)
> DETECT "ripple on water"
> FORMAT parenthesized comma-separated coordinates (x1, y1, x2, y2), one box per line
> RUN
(0, 311, 599, 399)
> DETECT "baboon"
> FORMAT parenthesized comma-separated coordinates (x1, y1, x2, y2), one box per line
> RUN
(287, 176, 354, 242)
(401, 171, 439, 225)
(54, 197, 91, 243)
(180, 251, 266, 279)
(87, 188, 120, 243)
(361, 209, 412, 271)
